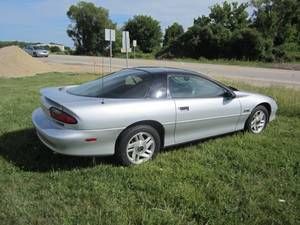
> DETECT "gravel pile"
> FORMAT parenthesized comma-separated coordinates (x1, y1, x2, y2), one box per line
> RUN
(0, 46, 51, 77)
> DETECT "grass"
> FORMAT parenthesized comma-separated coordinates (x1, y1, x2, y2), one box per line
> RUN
(172, 58, 300, 71)
(0, 72, 299, 225)
(115, 51, 300, 70)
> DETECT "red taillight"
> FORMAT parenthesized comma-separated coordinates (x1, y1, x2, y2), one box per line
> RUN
(85, 138, 97, 142)
(50, 107, 77, 124)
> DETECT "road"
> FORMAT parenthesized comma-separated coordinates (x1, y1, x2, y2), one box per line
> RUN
(40, 55, 300, 88)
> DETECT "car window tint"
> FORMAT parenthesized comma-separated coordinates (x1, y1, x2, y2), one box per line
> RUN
(68, 69, 153, 98)
(169, 74, 225, 98)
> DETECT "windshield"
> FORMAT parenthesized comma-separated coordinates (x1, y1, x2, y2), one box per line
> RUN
(67, 69, 153, 98)
(33, 46, 46, 50)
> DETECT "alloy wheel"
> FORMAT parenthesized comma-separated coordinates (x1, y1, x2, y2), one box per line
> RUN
(126, 132, 155, 164)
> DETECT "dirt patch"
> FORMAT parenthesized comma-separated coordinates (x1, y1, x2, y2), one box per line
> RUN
(0, 46, 51, 77)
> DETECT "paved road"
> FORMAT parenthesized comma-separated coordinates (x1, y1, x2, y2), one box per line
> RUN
(40, 55, 300, 88)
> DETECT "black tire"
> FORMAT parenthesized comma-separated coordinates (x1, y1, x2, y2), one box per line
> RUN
(245, 105, 269, 134)
(115, 125, 161, 166)
(33, 52, 37, 57)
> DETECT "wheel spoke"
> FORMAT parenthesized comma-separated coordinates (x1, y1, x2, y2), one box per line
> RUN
(127, 142, 137, 149)
(139, 153, 148, 158)
(145, 149, 152, 154)
(146, 140, 154, 149)
(145, 136, 151, 143)
(135, 153, 140, 161)
(137, 133, 144, 141)
(131, 151, 137, 161)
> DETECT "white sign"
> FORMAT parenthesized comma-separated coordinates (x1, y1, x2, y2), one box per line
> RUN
(121, 31, 132, 53)
(133, 40, 137, 47)
(105, 29, 115, 42)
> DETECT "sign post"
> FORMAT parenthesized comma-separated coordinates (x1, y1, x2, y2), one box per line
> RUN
(105, 29, 116, 72)
(121, 31, 131, 68)
(133, 40, 137, 60)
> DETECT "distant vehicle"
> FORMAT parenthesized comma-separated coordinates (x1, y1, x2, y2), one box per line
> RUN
(24, 45, 49, 57)
(32, 67, 278, 166)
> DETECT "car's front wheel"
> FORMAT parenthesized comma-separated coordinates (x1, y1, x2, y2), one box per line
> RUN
(116, 125, 161, 166)
(246, 105, 269, 134)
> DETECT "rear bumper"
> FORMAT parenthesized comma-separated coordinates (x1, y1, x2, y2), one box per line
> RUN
(32, 108, 121, 156)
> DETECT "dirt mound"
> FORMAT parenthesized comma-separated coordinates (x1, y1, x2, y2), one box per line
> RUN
(0, 46, 51, 77)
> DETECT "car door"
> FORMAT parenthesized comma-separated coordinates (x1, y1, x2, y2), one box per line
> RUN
(168, 73, 241, 144)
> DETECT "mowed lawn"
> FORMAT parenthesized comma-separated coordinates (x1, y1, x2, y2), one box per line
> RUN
(0, 72, 299, 225)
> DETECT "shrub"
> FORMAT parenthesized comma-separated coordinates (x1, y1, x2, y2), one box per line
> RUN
(230, 28, 264, 60)
(49, 46, 61, 53)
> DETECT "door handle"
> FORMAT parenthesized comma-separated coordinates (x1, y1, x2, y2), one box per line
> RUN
(179, 106, 189, 111)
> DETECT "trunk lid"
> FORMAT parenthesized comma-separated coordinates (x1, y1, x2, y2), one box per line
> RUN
(40, 86, 99, 128)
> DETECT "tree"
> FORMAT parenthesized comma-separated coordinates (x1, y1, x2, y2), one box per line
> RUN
(208, 1, 249, 31)
(157, 1, 249, 59)
(124, 15, 162, 53)
(163, 23, 184, 46)
(251, 0, 300, 46)
(230, 28, 265, 60)
(67, 1, 115, 55)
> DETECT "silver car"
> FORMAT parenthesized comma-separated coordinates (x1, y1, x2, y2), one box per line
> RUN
(32, 67, 278, 165)
(24, 45, 49, 57)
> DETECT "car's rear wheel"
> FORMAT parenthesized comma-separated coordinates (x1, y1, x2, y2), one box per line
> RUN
(116, 125, 160, 166)
(246, 105, 269, 134)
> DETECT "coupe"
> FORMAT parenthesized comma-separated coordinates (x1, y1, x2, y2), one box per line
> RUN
(24, 45, 49, 57)
(32, 67, 278, 165)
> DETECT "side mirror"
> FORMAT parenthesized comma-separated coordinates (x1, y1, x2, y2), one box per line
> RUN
(223, 90, 236, 99)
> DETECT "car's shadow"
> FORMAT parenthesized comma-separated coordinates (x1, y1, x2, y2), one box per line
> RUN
(0, 128, 116, 172)
(0, 128, 240, 172)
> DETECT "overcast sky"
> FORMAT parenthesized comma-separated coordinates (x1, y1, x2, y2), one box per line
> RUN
(0, 0, 248, 47)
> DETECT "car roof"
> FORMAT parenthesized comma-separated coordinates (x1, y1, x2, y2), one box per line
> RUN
(132, 66, 201, 75)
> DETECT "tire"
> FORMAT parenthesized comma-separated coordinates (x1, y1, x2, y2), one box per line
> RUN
(245, 105, 269, 134)
(115, 125, 161, 166)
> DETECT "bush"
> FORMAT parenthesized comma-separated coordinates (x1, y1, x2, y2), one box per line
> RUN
(230, 28, 264, 60)
(49, 46, 62, 53)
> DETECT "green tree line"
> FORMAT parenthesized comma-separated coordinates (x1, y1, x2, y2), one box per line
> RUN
(67, 0, 300, 62)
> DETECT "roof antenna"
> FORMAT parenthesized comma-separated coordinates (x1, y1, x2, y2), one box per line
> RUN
(101, 72, 105, 104)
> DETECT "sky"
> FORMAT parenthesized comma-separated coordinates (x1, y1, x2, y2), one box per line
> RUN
(0, 0, 248, 47)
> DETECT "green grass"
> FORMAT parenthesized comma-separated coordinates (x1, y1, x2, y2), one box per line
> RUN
(0, 72, 299, 225)
(114, 50, 300, 70)
(172, 58, 300, 71)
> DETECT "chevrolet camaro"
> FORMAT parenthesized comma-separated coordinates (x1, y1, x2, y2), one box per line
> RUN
(32, 67, 278, 165)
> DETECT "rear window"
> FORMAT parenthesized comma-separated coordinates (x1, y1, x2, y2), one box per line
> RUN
(67, 69, 153, 98)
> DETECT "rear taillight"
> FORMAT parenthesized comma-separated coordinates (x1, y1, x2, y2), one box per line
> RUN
(50, 107, 77, 124)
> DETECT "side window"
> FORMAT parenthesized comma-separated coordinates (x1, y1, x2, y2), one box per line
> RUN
(168, 74, 225, 98)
